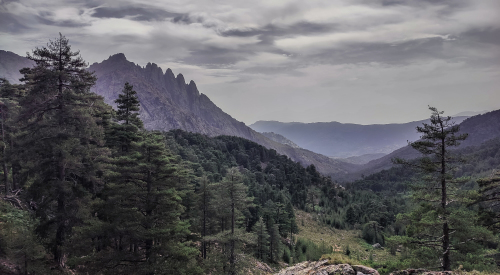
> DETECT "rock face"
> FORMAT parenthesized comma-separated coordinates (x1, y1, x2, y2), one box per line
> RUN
(89, 53, 255, 137)
(274, 260, 379, 275)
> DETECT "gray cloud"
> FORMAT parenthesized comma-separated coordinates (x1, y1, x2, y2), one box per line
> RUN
(92, 6, 182, 21)
(0, 0, 499, 124)
(0, 12, 31, 33)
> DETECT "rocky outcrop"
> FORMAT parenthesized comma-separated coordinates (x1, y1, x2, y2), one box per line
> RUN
(274, 260, 379, 275)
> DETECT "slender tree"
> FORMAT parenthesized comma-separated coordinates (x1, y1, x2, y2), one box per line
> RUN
(252, 216, 270, 261)
(394, 106, 468, 271)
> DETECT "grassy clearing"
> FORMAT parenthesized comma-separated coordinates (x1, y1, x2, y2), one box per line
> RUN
(294, 210, 399, 265)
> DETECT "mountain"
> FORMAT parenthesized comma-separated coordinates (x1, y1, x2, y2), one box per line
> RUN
(260, 132, 301, 149)
(453, 110, 489, 117)
(250, 118, 469, 158)
(0, 50, 357, 177)
(352, 109, 500, 179)
(336, 153, 387, 165)
(0, 50, 34, 84)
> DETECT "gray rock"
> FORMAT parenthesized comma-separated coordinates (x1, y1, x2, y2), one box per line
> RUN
(353, 265, 380, 275)
(274, 260, 375, 275)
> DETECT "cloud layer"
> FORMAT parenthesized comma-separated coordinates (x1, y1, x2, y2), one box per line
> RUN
(1, 0, 499, 124)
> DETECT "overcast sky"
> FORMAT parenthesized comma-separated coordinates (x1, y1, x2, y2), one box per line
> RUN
(1, 0, 499, 125)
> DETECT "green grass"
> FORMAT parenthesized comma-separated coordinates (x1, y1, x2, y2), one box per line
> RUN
(294, 210, 400, 264)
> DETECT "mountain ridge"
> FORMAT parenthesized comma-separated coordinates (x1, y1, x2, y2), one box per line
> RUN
(250, 117, 469, 158)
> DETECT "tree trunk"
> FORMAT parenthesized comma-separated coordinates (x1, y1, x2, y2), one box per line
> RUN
(230, 200, 235, 275)
(1, 109, 8, 194)
(202, 188, 207, 259)
(55, 163, 66, 268)
(441, 128, 451, 271)
(145, 170, 153, 263)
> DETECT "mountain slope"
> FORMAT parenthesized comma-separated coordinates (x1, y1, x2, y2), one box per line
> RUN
(0, 50, 356, 177)
(0, 50, 34, 84)
(260, 132, 301, 149)
(353, 109, 500, 178)
(88, 53, 357, 176)
(250, 117, 468, 158)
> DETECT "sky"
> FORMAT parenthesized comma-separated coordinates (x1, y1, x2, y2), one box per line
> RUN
(1, 0, 499, 125)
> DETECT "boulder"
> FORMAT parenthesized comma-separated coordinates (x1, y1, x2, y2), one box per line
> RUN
(274, 260, 375, 275)
(353, 265, 380, 275)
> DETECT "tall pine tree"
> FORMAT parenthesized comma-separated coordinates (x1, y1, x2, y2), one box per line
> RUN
(394, 106, 491, 270)
(19, 33, 109, 267)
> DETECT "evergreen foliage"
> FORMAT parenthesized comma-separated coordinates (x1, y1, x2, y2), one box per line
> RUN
(18, 33, 109, 268)
(392, 106, 493, 271)
(114, 82, 142, 127)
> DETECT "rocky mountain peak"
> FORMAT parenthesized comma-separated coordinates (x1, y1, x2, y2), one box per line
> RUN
(176, 73, 185, 85)
(165, 68, 175, 79)
(107, 53, 127, 62)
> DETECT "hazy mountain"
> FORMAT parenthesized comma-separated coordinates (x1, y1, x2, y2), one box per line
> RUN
(351, 109, 500, 179)
(336, 153, 387, 165)
(0, 50, 34, 84)
(453, 110, 489, 117)
(0, 50, 357, 177)
(250, 117, 469, 158)
(260, 132, 301, 149)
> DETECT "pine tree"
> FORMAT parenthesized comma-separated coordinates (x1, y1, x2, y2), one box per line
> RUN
(107, 82, 143, 153)
(209, 168, 253, 274)
(79, 131, 200, 274)
(115, 82, 142, 127)
(18, 34, 109, 268)
(252, 216, 270, 261)
(198, 175, 211, 259)
(393, 106, 488, 271)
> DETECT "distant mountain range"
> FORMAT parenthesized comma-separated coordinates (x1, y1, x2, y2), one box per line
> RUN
(349, 109, 500, 180)
(0, 50, 356, 178)
(250, 117, 469, 158)
(335, 153, 387, 165)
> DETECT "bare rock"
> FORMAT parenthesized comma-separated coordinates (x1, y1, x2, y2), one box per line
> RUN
(353, 265, 380, 275)
(274, 260, 371, 275)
